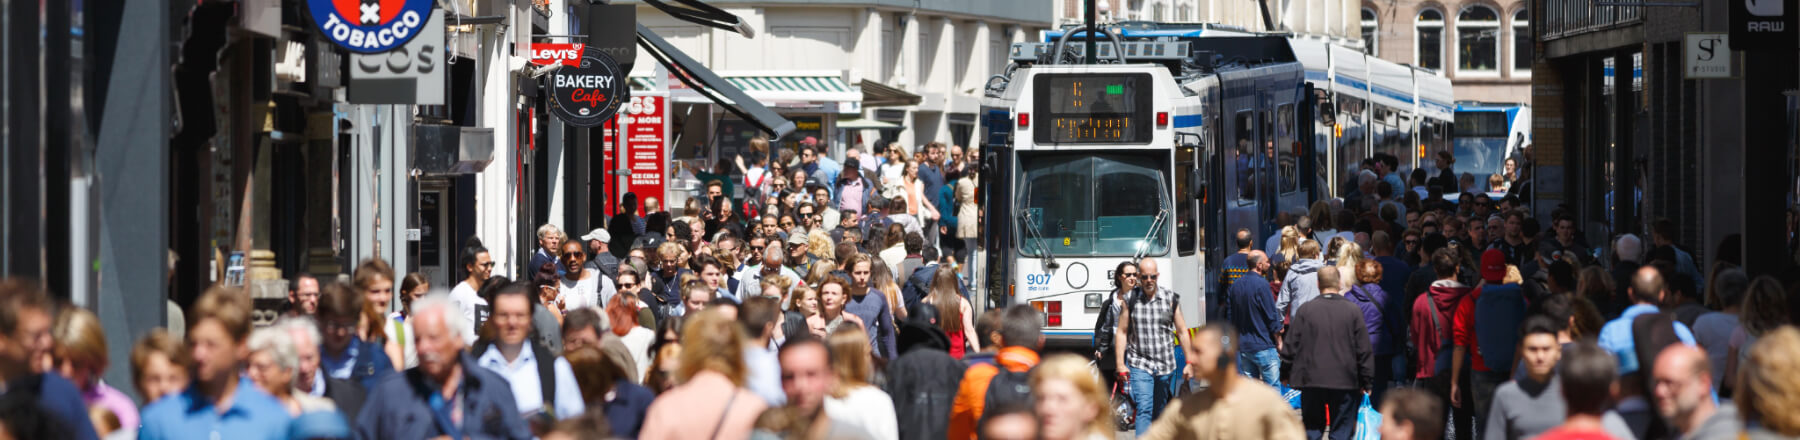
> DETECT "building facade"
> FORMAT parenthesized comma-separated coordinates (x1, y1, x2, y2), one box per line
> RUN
(1360, 0, 1532, 102)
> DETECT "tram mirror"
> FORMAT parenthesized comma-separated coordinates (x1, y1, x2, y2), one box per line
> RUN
(1188, 169, 1204, 199)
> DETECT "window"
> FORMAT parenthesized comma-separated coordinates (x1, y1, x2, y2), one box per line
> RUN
(1234, 112, 1256, 202)
(1017, 153, 1169, 257)
(1178, 5, 1192, 22)
(1457, 5, 1500, 73)
(1416, 9, 1444, 70)
(1277, 104, 1298, 194)
(1513, 9, 1532, 74)
(1362, 8, 1380, 56)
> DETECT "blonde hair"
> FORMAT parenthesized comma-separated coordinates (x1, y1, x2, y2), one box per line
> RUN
(1739, 326, 1800, 435)
(807, 229, 836, 262)
(1278, 226, 1302, 262)
(677, 309, 749, 386)
(1030, 354, 1113, 437)
(827, 324, 873, 398)
(53, 307, 108, 372)
(1334, 241, 1363, 275)
(788, 286, 819, 316)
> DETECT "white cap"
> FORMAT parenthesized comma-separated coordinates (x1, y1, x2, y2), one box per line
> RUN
(581, 228, 610, 242)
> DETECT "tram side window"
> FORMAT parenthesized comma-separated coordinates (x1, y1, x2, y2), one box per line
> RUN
(1277, 104, 1297, 194)
(1176, 144, 1197, 255)
(1235, 112, 1256, 202)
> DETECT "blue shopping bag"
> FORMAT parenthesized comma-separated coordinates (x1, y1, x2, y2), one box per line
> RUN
(1354, 393, 1382, 440)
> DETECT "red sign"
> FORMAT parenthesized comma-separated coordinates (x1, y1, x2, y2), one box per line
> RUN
(529, 43, 585, 67)
(622, 94, 667, 213)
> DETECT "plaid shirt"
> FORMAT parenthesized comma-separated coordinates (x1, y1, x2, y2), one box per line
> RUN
(1126, 286, 1181, 375)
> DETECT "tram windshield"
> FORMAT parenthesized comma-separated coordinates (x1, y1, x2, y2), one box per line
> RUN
(1016, 153, 1169, 257)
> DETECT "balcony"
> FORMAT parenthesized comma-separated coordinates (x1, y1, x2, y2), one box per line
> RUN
(1538, 0, 1642, 41)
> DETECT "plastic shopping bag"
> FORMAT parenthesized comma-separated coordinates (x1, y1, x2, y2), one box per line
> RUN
(1354, 393, 1382, 440)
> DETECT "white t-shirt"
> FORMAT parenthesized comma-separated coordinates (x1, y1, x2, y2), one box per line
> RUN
(558, 273, 602, 311)
(384, 314, 417, 369)
(621, 326, 657, 382)
(823, 386, 899, 440)
(450, 281, 488, 345)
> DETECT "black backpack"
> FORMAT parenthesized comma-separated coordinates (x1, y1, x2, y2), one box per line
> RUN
(979, 366, 1035, 427)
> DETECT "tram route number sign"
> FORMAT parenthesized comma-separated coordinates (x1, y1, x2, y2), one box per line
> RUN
(548, 47, 629, 127)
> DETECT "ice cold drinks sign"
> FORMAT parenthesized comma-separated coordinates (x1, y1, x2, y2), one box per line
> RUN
(548, 47, 627, 127)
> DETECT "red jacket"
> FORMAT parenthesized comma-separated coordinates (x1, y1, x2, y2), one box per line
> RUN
(1409, 279, 1471, 379)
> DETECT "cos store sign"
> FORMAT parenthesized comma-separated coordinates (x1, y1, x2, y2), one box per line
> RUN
(548, 47, 628, 127)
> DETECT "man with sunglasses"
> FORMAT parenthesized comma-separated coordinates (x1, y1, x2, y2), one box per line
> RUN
(452, 244, 495, 344)
(785, 227, 819, 276)
(733, 244, 802, 301)
(809, 185, 840, 229)
(1115, 258, 1196, 435)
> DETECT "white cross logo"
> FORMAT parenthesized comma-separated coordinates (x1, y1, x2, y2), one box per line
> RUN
(359, 2, 381, 25)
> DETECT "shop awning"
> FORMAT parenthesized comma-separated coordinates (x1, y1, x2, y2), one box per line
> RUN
(859, 79, 922, 107)
(637, 24, 795, 139)
(836, 118, 903, 130)
(629, 73, 861, 104)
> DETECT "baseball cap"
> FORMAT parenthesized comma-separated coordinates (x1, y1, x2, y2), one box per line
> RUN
(801, 136, 819, 148)
(580, 228, 610, 243)
(787, 227, 810, 245)
(1481, 249, 1507, 283)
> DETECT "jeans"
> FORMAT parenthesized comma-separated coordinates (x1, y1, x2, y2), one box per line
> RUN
(1128, 366, 1179, 436)
(1300, 388, 1360, 440)
(1472, 370, 1506, 438)
(1238, 348, 1281, 388)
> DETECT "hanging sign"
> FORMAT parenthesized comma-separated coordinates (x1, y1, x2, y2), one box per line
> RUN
(622, 94, 669, 214)
(529, 43, 585, 67)
(1731, 0, 1797, 50)
(307, 0, 434, 53)
(548, 47, 628, 127)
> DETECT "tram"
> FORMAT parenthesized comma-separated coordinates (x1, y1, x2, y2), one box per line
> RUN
(976, 30, 1312, 346)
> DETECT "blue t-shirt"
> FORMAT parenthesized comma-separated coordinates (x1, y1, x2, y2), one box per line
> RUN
(1598, 303, 1697, 375)
(139, 378, 293, 440)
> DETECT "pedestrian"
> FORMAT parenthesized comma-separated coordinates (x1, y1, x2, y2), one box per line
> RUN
(1141, 323, 1305, 440)
(884, 303, 966, 440)
(1226, 251, 1282, 387)
(1283, 267, 1373, 440)
(1410, 248, 1473, 438)
(1734, 326, 1800, 439)
(1598, 265, 1697, 440)
(740, 296, 786, 406)
(1532, 342, 1621, 440)
(948, 305, 1043, 440)
(1114, 258, 1195, 436)
(558, 240, 613, 312)
(532, 224, 565, 275)
(1482, 316, 1566, 439)
(1029, 354, 1113, 440)
(474, 282, 586, 425)
(734, 244, 801, 302)
(49, 307, 138, 430)
(1094, 261, 1137, 390)
(139, 286, 284, 440)
(316, 282, 394, 389)
(565, 344, 653, 439)
(353, 258, 409, 374)
(289, 274, 321, 318)
(275, 317, 365, 424)
(452, 243, 494, 344)
(129, 329, 190, 405)
(756, 336, 878, 439)
(844, 254, 899, 359)
(953, 170, 978, 268)
(1430, 151, 1458, 193)
(1219, 228, 1256, 317)
(244, 325, 339, 417)
(921, 265, 977, 358)
(1692, 267, 1746, 392)
(1724, 276, 1788, 398)
(836, 165, 876, 215)
(824, 325, 900, 440)
(1650, 344, 1738, 440)
(1348, 258, 1393, 402)
(640, 309, 768, 440)
(870, 255, 909, 321)
(1379, 387, 1446, 440)
(1278, 239, 1327, 320)
(648, 242, 693, 322)
(355, 294, 530, 439)
(1451, 249, 1530, 432)
(1611, 234, 1646, 317)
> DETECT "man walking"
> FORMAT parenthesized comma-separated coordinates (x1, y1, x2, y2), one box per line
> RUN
(356, 295, 530, 439)
(1227, 251, 1282, 387)
(581, 228, 620, 280)
(140, 286, 288, 440)
(452, 244, 493, 343)
(288, 274, 320, 317)
(474, 284, 585, 421)
(1217, 228, 1255, 321)
(1410, 249, 1473, 438)
(1283, 267, 1373, 440)
(846, 255, 899, 359)
(1278, 240, 1327, 320)
(1483, 316, 1567, 440)
(532, 224, 564, 274)
(0, 280, 100, 440)
(318, 282, 394, 389)
(1599, 266, 1696, 439)
(1653, 345, 1738, 439)
(1114, 258, 1196, 436)
(1142, 323, 1304, 439)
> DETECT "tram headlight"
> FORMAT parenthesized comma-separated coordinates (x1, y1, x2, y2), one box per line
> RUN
(1084, 292, 1103, 309)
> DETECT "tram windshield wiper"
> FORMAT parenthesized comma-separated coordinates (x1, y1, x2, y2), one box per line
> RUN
(1016, 209, 1060, 269)
(1133, 208, 1168, 262)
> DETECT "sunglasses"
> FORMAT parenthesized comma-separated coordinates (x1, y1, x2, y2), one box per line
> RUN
(1404, 240, 1419, 246)
(479, 262, 496, 268)
(1121, 272, 1139, 278)
(1141, 274, 1160, 280)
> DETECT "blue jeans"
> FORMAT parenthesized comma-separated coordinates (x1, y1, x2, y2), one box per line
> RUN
(1128, 366, 1179, 436)
(1239, 348, 1281, 387)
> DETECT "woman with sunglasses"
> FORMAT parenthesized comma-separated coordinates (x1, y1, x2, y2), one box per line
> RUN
(1093, 260, 1140, 393)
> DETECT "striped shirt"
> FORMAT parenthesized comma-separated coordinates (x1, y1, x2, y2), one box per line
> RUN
(1126, 286, 1181, 375)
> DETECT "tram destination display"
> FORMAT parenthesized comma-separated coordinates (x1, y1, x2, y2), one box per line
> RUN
(1034, 73, 1153, 144)
(548, 47, 629, 127)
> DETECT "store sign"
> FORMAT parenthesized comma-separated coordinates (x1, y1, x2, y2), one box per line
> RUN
(307, 0, 434, 53)
(1731, 0, 1797, 50)
(1684, 33, 1734, 79)
(529, 43, 585, 67)
(548, 47, 628, 127)
(621, 94, 668, 213)
(347, 8, 443, 104)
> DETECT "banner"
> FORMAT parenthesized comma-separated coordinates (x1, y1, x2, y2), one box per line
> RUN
(622, 94, 668, 214)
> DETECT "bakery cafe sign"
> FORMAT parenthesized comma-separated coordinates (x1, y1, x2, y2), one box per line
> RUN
(547, 46, 628, 127)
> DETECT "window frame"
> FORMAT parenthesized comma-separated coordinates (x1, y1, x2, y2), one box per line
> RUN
(1511, 8, 1532, 78)
(1415, 8, 1445, 71)
(1362, 7, 1380, 56)
(1455, 4, 1502, 77)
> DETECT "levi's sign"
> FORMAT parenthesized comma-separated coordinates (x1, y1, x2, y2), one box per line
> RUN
(548, 46, 627, 127)
(308, 0, 434, 53)
(529, 43, 584, 67)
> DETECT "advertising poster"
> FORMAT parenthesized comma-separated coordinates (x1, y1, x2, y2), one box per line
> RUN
(622, 93, 668, 213)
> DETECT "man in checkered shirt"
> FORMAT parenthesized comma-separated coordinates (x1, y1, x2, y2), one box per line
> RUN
(1112, 258, 1196, 436)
